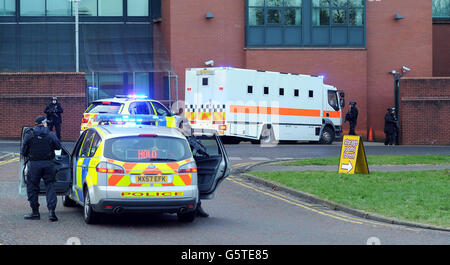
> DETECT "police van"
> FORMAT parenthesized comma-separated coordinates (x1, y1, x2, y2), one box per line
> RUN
(19, 116, 230, 224)
(185, 67, 345, 144)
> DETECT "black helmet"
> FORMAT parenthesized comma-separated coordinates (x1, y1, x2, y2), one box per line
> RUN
(35, 115, 47, 125)
(52, 96, 58, 101)
(349, 101, 356, 105)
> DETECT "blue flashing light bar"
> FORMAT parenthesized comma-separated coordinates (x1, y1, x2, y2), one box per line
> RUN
(94, 114, 162, 126)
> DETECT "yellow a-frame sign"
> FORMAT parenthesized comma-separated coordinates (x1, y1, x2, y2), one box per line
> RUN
(338, 135, 369, 174)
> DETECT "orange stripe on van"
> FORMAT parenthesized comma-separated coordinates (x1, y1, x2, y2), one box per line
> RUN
(323, 111, 341, 119)
(230, 105, 321, 117)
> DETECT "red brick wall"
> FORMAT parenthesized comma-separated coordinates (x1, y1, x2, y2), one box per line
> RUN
(400, 77, 450, 145)
(366, 0, 433, 141)
(0, 73, 86, 141)
(433, 22, 450, 77)
(163, 0, 433, 141)
(161, 0, 246, 103)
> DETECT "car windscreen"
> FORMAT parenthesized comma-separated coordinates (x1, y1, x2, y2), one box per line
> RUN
(104, 136, 192, 162)
(85, 102, 123, 114)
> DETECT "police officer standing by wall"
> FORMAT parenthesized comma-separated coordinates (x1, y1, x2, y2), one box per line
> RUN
(384, 107, 397, 146)
(344, 101, 358, 135)
(44, 96, 64, 140)
(21, 116, 62, 222)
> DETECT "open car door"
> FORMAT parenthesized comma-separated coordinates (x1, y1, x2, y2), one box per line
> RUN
(192, 129, 230, 200)
(19, 127, 72, 196)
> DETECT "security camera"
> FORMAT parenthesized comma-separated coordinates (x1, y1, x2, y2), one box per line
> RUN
(402, 66, 411, 72)
(204, 60, 214, 67)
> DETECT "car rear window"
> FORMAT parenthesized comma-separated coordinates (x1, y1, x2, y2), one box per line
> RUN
(85, 102, 123, 114)
(104, 136, 192, 162)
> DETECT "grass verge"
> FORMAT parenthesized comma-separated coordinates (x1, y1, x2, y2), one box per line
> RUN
(250, 169, 450, 227)
(280, 155, 450, 166)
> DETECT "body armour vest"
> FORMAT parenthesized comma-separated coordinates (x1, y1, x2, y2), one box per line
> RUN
(28, 130, 54, 161)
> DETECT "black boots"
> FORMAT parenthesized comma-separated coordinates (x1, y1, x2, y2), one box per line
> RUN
(49, 210, 58, 222)
(196, 202, 209, 218)
(24, 209, 58, 222)
(24, 209, 40, 220)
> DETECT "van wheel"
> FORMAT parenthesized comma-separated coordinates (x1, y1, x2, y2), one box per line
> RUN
(177, 210, 196, 223)
(260, 125, 276, 145)
(62, 195, 77, 207)
(320, 126, 335, 144)
(84, 189, 100, 224)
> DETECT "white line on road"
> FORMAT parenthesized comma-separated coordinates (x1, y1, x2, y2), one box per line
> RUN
(249, 157, 270, 161)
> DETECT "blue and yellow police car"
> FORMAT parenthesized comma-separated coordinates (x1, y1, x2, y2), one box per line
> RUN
(19, 117, 229, 224)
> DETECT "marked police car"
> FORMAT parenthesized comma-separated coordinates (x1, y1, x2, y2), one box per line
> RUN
(19, 117, 230, 224)
(81, 95, 181, 132)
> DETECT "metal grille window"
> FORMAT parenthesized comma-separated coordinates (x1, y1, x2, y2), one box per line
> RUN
(247, 0, 365, 47)
(248, 0, 302, 26)
(0, 0, 15, 16)
(433, 0, 450, 19)
(313, 0, 364, 26)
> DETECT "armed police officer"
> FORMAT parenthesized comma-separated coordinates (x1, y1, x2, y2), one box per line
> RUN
(44, 96, 64, 140)
(344, 101, 358, 135)
(21, 116, 62, 222)
(384, 107, 398, 146)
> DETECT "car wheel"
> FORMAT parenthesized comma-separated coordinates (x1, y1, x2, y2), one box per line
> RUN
(84, 189, 99, 224)
(320, 126, 335, 145)
(62, 195, 77, 207)
(177, 210, 196, 223)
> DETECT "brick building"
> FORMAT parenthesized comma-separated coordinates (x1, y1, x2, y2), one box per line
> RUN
(0, 0, 448, 142)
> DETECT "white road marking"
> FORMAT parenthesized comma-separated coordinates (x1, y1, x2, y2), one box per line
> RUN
(249, 157, 270, 161)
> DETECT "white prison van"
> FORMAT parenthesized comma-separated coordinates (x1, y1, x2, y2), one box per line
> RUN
(184, 67, 345, 144)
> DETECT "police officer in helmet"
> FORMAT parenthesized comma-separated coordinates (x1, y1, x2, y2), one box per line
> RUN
(44, 96, 64, 140)
(344, 101, 358, 135)
(21, 116, 62, 222)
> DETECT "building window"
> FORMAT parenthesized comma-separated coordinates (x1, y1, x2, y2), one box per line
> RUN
(309, 90, 313, 97)
(20, 0, 45, 16)
(433, 0, 450, 19)
(264, 86, 269, 94)
(128, 0, 149, 16)
(78, 0, 97, 16)
(279, 88, 284, 95)
(313, 0, 364, 25)
(202, 78, 208, 86)
(0, 0, 15, 16)
(77, 0, 123, 16)
(47, 0, 71, 16)
(247, 0, 365, 47)
(294, 89, 299, 97)
(248, 85, 253, 93)
(248, 0, 302, 25)
(99, 0, 123, 16)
